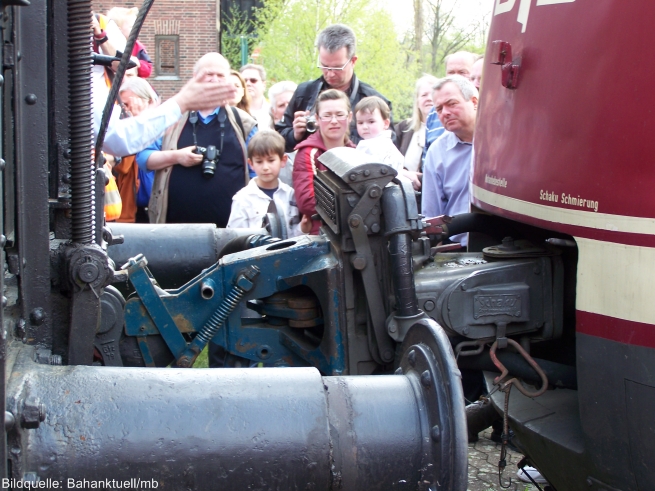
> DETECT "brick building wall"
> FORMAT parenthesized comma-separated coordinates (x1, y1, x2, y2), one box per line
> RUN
(92, 0, 220, 101)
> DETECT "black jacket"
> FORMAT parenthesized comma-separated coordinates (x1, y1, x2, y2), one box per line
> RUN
(275, 74, 393, 152)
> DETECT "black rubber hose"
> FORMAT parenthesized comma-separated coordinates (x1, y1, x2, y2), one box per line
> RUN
(457, 349, 578, 389)
(68, 0, 94, 244)
(444, 213, 522, 243)
(389, 234, 420, 317)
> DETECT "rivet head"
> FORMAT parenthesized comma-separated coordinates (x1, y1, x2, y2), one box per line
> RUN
(380, 167, 388, 175)
(394, 367, 403, 375)
(363, 169, 370, 177)
(368, 188, 380, 198)
(461, 283, 467, 291)
(431, 425, 441, 442)
(0, 158, 5, 171)
(0, 235, 6, 248)
(349, 173, 357, 181)
(421, 370, 432, 388)
(25, 94, 37, 105)
(30, 308, 45, 326)
(424, 300, 435, 312)
(408, 349, 416, 367)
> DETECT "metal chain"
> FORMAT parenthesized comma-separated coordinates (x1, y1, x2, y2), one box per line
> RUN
(498, 384, 513, 489)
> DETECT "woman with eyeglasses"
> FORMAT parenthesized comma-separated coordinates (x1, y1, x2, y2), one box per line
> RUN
(293, 89, 355, 234)
(228, 70, 252, 115)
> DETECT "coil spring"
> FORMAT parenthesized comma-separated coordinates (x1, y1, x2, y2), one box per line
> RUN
(68, 0, 94, 244)
(195, 285, 247, 346)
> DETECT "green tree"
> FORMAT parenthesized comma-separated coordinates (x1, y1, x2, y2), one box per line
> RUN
(253, 0, 418, 120)
(221, 3, 257, 70)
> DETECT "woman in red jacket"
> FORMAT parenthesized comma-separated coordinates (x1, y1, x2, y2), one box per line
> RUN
(293, 89, 355, 234)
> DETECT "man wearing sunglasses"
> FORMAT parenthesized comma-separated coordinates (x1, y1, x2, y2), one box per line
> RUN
(275, 23, 393, 152)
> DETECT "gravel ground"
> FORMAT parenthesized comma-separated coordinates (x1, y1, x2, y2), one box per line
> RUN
(467, 428, 541, 491)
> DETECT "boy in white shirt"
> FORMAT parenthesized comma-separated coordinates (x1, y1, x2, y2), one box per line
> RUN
(354, 96, 405, 173)
(227, 131, 310, 237)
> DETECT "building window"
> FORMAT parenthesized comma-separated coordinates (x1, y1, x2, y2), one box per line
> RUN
(155, 35, 179, 78)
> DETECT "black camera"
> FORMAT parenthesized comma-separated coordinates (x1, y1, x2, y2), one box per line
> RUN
(305, 115, 317, 134)
(195, 145, 218, 178)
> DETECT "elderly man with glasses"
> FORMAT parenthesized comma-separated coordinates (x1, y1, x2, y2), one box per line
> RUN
(275, 23, 393, 152)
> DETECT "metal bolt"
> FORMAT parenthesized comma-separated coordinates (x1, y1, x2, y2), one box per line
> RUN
(349, 173, 357, 181)
(462, 327, 470, 336)
(421, 370, 432, 388)
(408, 350, 416, 367)
(15, 318, 26, 337)
(382, 349, 394, 362)
(21, 396, 46, 428)
(62, 173, 72, 184)
(388, 323, 397, 333)
(380, 167, 388, 175)
(0, 235, 6, 248)
(30, 308, 45, 326)
(363, 169, 370, 177)
(24, 94, 37, 105)
(394, 367, 403, 375)
(533, 266, 541, 275)
(140, 326, 146, 331)
(0, 158, 5, 171)
(370, 223, 380, 233)
(79, 262, 99, 283)
(349, 216, 361, 228)
(368, 188, 380, 198)
(461, 283, 467, 291)
(352, 256, 366, 270)
(431, 425, 441, 442)
(423, 300, 435, 312)
(5, 411, 15, 430)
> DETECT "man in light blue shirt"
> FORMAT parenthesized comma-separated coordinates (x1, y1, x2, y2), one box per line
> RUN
(422, 75, 478, 247)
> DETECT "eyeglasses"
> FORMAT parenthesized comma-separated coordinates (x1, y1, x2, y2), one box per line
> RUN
(317, 56, 352, 72)
(244, 78, 262, 84)
(318, 112, 349, 122)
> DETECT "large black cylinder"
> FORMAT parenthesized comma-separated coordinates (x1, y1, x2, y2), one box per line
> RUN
(107, 224, 264, 288)
(6, 322, 467, 490)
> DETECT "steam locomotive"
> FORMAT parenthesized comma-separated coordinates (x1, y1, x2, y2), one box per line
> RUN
(0, 1, 650, 490)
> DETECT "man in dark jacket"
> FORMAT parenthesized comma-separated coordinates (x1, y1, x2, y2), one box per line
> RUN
(275, 23, 393, 152)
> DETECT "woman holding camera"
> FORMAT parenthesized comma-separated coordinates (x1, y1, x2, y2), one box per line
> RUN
(293, 89, 355, 235)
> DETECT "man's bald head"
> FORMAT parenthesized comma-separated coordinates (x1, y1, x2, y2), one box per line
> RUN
(194, 52, 230, 79)
(445, 51, 477, 78)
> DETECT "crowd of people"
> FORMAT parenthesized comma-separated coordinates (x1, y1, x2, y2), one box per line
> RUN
(92, 16, 484, 245)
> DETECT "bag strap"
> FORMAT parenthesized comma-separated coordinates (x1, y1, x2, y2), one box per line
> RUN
(230, 106, 247, 140)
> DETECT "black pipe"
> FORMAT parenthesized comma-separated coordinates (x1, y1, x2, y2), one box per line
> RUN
(457, 349, 578, 389)
(389, 234, 420, 316)
(382, 185, 420, 317)
(68, 0, 94, 244)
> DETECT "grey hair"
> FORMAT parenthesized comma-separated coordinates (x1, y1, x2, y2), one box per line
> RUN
(240, 63, 266, 82)
(268, 80, 297, 106)
(433, 75, 479, 102)
(119, 77, 159, 104)
(316, 24, 356, 59)
(409, 74, 439, 132)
